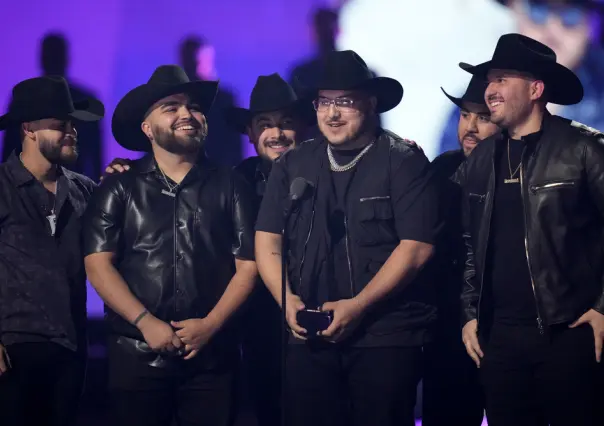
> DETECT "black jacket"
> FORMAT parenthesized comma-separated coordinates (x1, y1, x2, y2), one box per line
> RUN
(258, 130, 439, 345)
(458, 114, 604, 333)
(83, 154, 256, 343)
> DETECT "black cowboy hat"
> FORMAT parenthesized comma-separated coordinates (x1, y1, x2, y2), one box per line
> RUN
(441, 72, 489, 110)
(112, 65, 218, 152)
(308, 50, 403, 113)
(459, 33, 583, 105)
(225, 73, 315, 134)
(0, 76, 104, 131)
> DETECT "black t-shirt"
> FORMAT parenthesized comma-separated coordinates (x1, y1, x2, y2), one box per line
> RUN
(324, 148, 361, 304)
(488, 137, 537, 325)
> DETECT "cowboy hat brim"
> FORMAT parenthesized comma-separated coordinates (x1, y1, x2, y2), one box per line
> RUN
(459, 60, 584, 106)
(441, 88, 466, 110)
(0, 97, 105, 131)
(112, 80, 218, 152)
(225, 98, 316, 134)
(307, 76, 403, 114)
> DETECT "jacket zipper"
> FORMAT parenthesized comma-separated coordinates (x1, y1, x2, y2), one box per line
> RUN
(475, 146, 497, 331)
(359, 196, 390, 202)
(520, 153, 545, 335)
(476, 190, 493, 331)
(530, 181, 575, 192)
(344, 216, 355, 297)
(298, 204, 316, 298)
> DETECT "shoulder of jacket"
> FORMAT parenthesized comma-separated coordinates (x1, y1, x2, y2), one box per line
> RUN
(569, 120, 604, 143)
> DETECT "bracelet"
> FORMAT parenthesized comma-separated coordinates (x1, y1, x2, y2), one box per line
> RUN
(133, 309, 149, 326)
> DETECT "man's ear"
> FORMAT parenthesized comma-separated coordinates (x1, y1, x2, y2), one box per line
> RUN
(141, 121, 153, 141)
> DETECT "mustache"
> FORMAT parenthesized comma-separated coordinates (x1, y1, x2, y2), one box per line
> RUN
(486, 94, 504, 103)
(462, 134, 479, 143)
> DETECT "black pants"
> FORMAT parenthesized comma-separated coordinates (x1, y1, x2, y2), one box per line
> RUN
(108, 338, 237, 426)
(481, 322, 603, 426)
(286, 343, 422, 426)
(0, 341, 86, 426)
(240, 285, 282, 426)
(422, 321, 484, 426)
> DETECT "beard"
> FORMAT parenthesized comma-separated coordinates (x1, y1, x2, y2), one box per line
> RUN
(39, 138, 78, 165)
(152, 123, 207, 155)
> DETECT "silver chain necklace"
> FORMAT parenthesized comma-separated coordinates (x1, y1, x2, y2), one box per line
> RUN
(157, 165, 178, 193)
(327, 140, 375, 172)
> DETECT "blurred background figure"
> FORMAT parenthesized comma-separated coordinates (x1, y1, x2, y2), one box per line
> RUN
(2, 33, 102, 180)
(288, 7, 339, 94)
(439, 0, 604, 153)
(179, 35, 242, 166)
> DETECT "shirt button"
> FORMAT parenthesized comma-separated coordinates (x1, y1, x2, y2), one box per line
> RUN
(178, 220, 185, 228)
(176, 253, 183, 261)
(176, 289, 183, 296)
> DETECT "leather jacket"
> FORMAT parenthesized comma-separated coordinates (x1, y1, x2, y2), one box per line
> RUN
(83, 154, 256, 343)
(458, 113, 604, 334)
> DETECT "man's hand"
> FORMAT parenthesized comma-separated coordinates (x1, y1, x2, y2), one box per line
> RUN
(100, 158, 131, 181)
(462, 319, 484, 368)
(285, 294, 307, 340)
(318, 298, 366, 343)
(0, 344, 10, 375)
(171, 318, 219, 360)
(137, 315, 183, 354)
(570, 309, 604, 363)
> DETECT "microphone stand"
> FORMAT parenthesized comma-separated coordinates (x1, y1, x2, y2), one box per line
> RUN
(281, 205, 294, 426)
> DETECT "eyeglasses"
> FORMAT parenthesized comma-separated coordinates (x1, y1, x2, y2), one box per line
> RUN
(312, 97, 359, 112)
(527, 3, 586, 28)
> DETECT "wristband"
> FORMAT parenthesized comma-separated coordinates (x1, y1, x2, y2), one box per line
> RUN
(133, 309, 149, 326)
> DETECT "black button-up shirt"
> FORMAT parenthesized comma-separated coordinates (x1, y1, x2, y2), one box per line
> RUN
(83, 154, 256, 345)
(0, 153, 95, 352)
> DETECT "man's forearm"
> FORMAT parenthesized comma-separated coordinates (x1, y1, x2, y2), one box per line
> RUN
(354, 240, 434, 311)
(84, 253, 147, 325)
(205, 259, 258, 329)
(255, 231, 293, 307)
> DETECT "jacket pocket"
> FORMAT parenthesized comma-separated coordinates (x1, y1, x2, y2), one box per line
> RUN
(356, 197, 397, 246)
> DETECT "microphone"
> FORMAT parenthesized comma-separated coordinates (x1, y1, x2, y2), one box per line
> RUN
(284, 177, 311, 218)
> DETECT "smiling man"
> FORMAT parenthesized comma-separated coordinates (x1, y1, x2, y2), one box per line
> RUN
(226, 73, 311, 426)
(255, 50, 439, 426)
(459, 33, 604, 425)
(83, 65, 258, 426)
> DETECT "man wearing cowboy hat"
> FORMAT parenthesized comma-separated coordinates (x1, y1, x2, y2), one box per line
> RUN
(422, 73, 498, 426)
(458, 33, 604, 425)
(255, 50, 439, 426)
(0, 76, 104, 426)
(227, 72, 312, 426)
(82, 65, 258, 426)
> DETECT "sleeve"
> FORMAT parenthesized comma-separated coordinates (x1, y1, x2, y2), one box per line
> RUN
(391, 148, 440, 245)
(583, 136, 604, 314)
(82, 175, 126, 256)
(255, 156, 290, 235)
(231, 170, 257, 261)
(457, 160, 479, 324)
